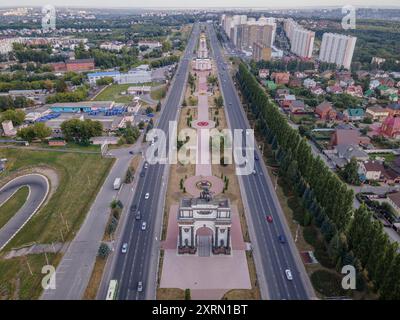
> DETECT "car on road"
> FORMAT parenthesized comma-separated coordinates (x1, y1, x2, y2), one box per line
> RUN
(135, 211, 141, 220)
(129, 151, 134, 155)
(252, 170, 256, 175)
(254, 154, 259, 161)
(144, 162, 149, 169)
(285, 269, 293, 281)
(121, 243, 128, 254)
(278, 235, 286, 244)
(266, 215, 273, 223)
(137, 281, 143, 292)
(140, 171, 145, 177)
(141, 222, 147, 230)
(131, 204, 137, 212)
(145, 192, 150, 200)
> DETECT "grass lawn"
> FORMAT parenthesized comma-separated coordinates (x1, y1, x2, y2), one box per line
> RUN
(150, 85, 167, 101)
(370, 153, 397, 163)
(94, 84, 133, 104)
(0, 253, 61, 300)
(0, 186, 29, 230)
(82, 256, 107, 300)
(0, 148, 114, 249)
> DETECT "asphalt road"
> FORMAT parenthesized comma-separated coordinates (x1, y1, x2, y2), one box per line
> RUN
(207, 23, 314, 300)
(41, 145, 142, 300)
(104, 24, 200, 300)
(0, 174, 49, 251)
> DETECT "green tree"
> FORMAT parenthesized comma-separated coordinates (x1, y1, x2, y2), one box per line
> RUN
(1, 109, 25, 125)
(60, 118, 103, 145)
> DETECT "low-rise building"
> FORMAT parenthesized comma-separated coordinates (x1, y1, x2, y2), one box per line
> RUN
(258, 69, 269, 79)
(343, 108, 365, 122)
(330, 128, 369, 146)
(315, 101, 336, 121)
(1, 120, 16, 136)
(387, 191, 400, 215)
(380, 115, 400, 139)
(358, 160, 384, 181)
(271, 72, 290, 85)
(365, 106, 389, 122)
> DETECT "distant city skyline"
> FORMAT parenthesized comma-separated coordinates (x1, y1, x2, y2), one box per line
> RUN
(0, 0, 400, 9)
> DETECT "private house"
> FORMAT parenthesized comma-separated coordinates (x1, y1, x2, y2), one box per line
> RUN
(326, 85, 343, 94)
(336, 144, 369, 163)
(335, 71, 353, 82)
(380, 115, 400, 139)
(330, 128, 369, 147)
(315, 101, 337, 121)
(389, 93, 399, 102)
(358, 161, 384, 182)
(303, 78, 317, 89)
(378, 85, 398, 97)
(271, 72, 290, 85)
(365, 106, 389, 122)
(346, 85, 364, 98)
(289, 77, 302, 88)
(310, 86, 325, 96)
(379, 77, 395, 87)
(343, 108, 365, 122)
(289, 100, 306, 114)
(280, 94, 297, 109)
(275, 89, 291, 100)
(258, 69, 269, 79)
(369, 79, 381, 90)
(387, 103, 400, 117)
(387, 191, 400, 215)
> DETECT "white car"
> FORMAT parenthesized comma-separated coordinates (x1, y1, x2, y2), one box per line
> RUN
(145, 192, 150, 200)
(137, 281, 143, 292)
(141, 222, 147, 230)
(121, 243, 128, 254)
(285, 269, 293, 281)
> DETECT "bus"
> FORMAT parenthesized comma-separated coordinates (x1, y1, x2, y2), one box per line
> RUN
(106, 280, 118, 300)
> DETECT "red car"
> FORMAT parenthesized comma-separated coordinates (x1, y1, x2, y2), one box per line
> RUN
(266, 215, 273, 223)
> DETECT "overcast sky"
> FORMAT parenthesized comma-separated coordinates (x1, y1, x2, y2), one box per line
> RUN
(1, 0, 399, 8)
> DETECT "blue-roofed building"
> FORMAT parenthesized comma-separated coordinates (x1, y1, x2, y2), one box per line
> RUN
(48, 101, 114, 113)
(87, 71, 121, 85)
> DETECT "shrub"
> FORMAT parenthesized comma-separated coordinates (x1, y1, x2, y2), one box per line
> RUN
(314, 247, 335, 269)
(311, 270, 346, 297)
(303, 226, 318, 247)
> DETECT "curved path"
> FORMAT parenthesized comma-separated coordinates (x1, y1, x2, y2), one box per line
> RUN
(0, 174, 49, 251)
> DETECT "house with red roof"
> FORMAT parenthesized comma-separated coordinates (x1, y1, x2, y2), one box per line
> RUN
(326, 85, 343, 94)
(315, 101, 337, 121)
(380, 115, 400, 139)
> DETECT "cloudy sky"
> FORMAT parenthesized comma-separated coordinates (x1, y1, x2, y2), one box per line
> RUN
(1, 0, 399, 8)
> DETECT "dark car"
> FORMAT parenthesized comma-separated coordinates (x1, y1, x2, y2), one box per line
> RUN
(131, 204, 137, 213)
(140, 171, 145, 177)
(254, 154, 259, 161)
(129, 151, 134, 155)
(278, 235, 286, 244)
(135, 211, 141, 220)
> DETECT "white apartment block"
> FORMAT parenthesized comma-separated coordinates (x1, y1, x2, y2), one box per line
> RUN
(283, 19, 314, 59)
(318, 33, 357, 70)
(0, 37, 24, 55)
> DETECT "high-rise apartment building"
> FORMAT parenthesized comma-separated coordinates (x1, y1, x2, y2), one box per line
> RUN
(253, 42, 272, 62)
(283, 19, 315, 59)
(318, 33, 357, 70)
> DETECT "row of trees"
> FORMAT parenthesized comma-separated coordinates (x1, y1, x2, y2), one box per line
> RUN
(0, 96, 33, 111)
(236, 62, 400, 299)
(149, 55, 179, 68)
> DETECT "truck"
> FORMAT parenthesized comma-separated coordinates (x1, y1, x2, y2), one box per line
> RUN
(113, 177, 121, 190)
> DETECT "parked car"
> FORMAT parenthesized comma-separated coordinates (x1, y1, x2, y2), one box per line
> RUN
(121, 243, 128, 254)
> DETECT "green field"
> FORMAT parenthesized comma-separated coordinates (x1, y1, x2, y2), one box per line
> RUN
(94, 84, 133, 103)
(150, 85, 167, 101)
(0, 186, 29, 230)
(0, 149, 114, 248)
(0, 253, 61, 300)
(0, 149, 113, 299)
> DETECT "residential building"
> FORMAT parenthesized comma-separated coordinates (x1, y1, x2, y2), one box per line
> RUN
(303, 78, 317, 88)
(380, 116, 400, 139)
(289, 100, 305, 114)
(258, 69, 269, 79)
(318, 33, 357, 70)
(1, 120, 16, 136)
(252, 42, 272, 62)
(346, 85, 364, 98)
(137, 40, 162, 49)
(387, 191, 400, 215)
(271, 72, 290, 85)
(358, 161, 384, 181)
(330, 128, 369, 146)
(336, 144, 369, 163)
(365, 106, 389, 122)
(100, 42, 125, 52)
(343, 108, 365, 122)
(283, 19, 315, 58)
(315, 101, 337, 121)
